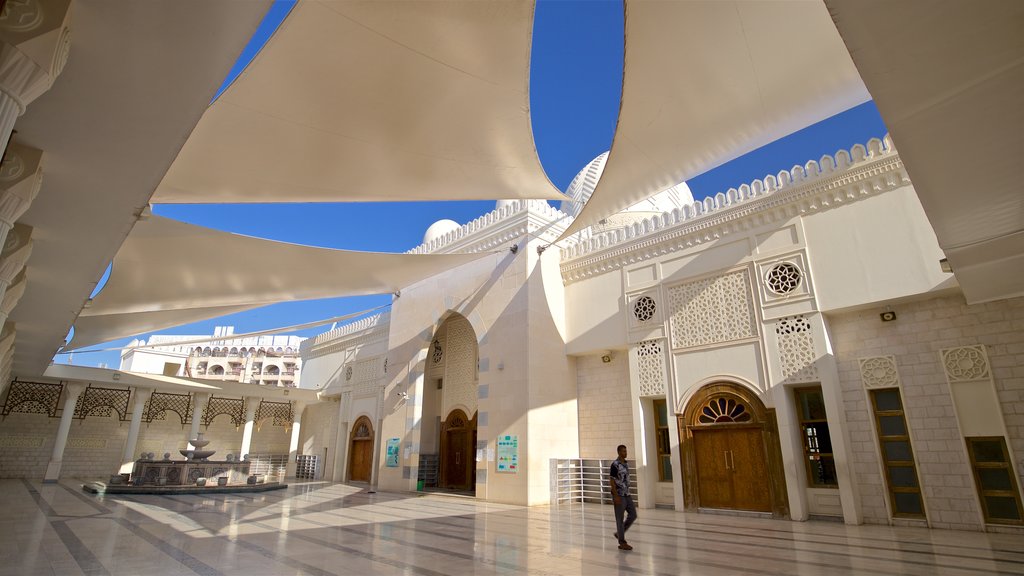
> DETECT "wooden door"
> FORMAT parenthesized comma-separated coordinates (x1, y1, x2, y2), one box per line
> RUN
(693, 428, 733, 509)
(692, 427, 771, 512)
(440, 409, 473, 490)
(348, 417, 374, 483)
(349, 440, 372, 482)
(445, 429, 468, 488)
(728, 427, 772, 512)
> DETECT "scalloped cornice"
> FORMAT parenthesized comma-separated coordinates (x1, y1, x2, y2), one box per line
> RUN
(302, 312, 391, 360)
(408, 200, 568, 255)
(560, 137, 908, 284)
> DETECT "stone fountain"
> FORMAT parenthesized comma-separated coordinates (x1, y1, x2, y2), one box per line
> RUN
(179, 432, 216, 461)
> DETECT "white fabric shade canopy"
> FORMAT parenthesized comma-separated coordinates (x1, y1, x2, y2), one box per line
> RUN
(153, 0, 564, 204)
(826, 0, 1024, 303)
(67, 215, 491, 350)
(559, 0, 870, 240)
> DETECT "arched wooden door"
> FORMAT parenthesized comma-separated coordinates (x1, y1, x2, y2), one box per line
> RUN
(348, 416, 374, 483)
(680, 383, 789, 517)
(440, 409, 475, 491)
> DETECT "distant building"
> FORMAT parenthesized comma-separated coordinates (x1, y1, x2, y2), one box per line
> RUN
(120, 326, 304, 388)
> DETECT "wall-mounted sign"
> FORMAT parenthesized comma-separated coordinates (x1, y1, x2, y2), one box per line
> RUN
(385, 438, 400, 467)
(496, 434, 518, 473)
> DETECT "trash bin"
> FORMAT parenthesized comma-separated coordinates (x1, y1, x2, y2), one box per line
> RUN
(417, 480, 424, 491)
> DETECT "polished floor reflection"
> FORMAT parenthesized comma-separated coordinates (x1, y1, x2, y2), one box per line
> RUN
(2, 479, 1022, 575)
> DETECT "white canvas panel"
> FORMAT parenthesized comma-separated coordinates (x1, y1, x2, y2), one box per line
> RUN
(827, 0, 1024, 303)
(69, 215, 490, 349)
(153, 0, 564, 204)
(560, 0, 869, 239)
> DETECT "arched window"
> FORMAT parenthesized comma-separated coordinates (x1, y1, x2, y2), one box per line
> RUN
(209, 365, 225, 375)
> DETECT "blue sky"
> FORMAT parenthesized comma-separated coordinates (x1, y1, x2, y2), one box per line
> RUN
(61, 0, 886, 369)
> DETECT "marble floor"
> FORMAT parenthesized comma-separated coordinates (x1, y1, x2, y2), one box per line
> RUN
(2, 479, 1022, 576)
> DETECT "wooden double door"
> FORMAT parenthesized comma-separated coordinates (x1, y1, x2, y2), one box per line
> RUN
(440, 409, 476, 491)
(691, 426, 772, 512)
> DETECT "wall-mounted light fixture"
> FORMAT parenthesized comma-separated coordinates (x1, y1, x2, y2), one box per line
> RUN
(939, 258, 952, 273)
(396, 391, 408, 400)
(880, 310, 897, 322)
(601, 352, 612, 363)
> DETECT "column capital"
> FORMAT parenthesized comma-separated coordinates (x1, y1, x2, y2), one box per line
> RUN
(0, 0, 73, 113)
(0, 222, 31, 284)
(0, 266, 25, 315)
(0, 320, 15, 358)
(131, 387, 153, 404)
(0, 143, 43, 226)
(63, 381, 84, 398)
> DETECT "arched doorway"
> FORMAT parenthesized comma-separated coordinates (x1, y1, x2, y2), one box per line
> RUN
(348, 416, 374, 483)
(440, 409, 476, 491)
(679, 382, 788, 516)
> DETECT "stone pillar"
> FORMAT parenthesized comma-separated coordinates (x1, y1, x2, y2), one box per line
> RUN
(239, 396, 259, 458)
(368, 386, 385, 492)
(119, 387, 153, 474)
(285, 401, 305, 478)
(333, 391, 351, 481)
(43, 382, 84, 482)
(187, 392, 210, 448)
(0, 0, 74, 155)
(0, 321, 14, 399)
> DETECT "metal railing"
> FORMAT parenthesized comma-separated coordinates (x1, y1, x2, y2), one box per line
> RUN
(550, 458, 637, 506)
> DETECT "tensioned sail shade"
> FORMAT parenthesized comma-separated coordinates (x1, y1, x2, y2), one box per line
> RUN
(153, 0, 564, 204)
(827, 0, 1024, 304)
(67, 215, 492, 349)
(69, 305, 263, 352)
(559, 0, 871, 240)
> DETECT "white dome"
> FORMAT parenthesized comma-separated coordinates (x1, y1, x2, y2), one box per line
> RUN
(423, 219, 461, 245)
(561, 152, 608, 217)
(560, 151, 694, 218)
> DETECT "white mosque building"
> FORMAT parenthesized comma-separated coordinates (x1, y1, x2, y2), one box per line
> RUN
(0, 2, 1018, 553)
(296, 140, 1023, 529)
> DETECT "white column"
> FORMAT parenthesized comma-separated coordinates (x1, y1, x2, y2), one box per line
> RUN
(187, 393, 210, 448)
(119, 387, 153, 474)
(0, 93, 18, 157)
(333, 391, 351, 482)
(286, 401, 306, 478)
(369, 386, 385, 492)
(44, 382, 84, 482)
(239, 396, 259, 458)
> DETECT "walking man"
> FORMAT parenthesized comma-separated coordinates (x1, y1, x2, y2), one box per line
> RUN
(609, 444, 637, 551)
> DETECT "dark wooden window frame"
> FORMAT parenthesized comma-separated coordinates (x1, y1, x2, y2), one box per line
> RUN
(869, 388, 926, 519)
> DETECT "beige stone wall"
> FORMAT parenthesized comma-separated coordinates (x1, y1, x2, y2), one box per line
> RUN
(577, 352, 632, 458)
(300, 400, 338, 477)
(0, 398, 295, 479)
(829, 293, 1024, 530)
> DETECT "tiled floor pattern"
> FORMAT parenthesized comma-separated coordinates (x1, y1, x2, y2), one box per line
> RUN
(1, 479, 1022, 575)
